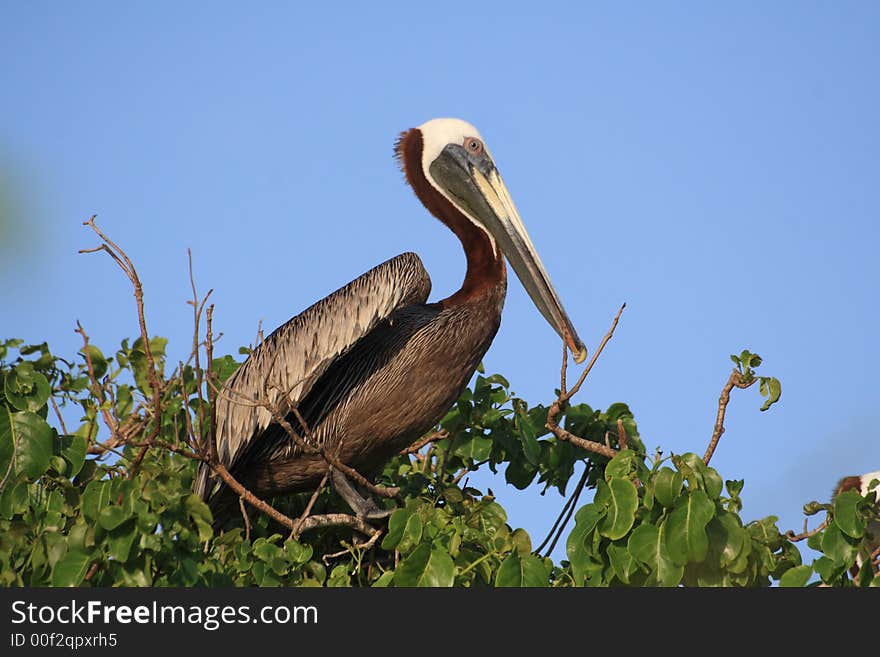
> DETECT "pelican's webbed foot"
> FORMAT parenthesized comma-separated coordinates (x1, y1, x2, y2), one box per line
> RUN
(330, 468, 394, 520)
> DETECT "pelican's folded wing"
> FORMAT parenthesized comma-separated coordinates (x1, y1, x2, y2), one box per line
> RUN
(194, 252, 431, 500)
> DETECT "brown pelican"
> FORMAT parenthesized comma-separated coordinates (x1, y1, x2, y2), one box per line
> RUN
(195, 118, 586, 520)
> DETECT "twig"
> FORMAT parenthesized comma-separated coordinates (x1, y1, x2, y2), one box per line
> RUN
(546, 304, 626, 461)
(293, 471, 330, 538)
(322, 528, 384, 564)
(563, 303, 626, 403)
(239, 497, 251, 542)
(785, 515, 829, 542)
(205, 304, 217, 462)
(187, 248, 213, 455)
(75, 321, 118, 439)
(84, 562, 100, 582)
(49, 396, 70, 437)
(290, 512, 376, 536)
(536, 466, 590, 557)
(400, 430, 449, 455)
(81, 216, 162, 404)
(80, 217, 163, 477)
(617, 418, 628, 451)
(703, 369, 758, 465)
(547, 423, 618, 460)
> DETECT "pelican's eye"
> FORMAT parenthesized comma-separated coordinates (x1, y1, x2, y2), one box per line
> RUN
(464, 137, 483, 155)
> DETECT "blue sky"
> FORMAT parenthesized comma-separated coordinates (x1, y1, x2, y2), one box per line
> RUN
(2, 2, 878, 560)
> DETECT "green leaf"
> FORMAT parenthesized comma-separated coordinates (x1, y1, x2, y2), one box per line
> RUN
(821, 523, 858, 567)
(833, 490, 864, 539)
(628, 523, 683, 587)
(108, 524, 136, 562)
(453, 435, 492, 462)
(51, 550, 91, 587)
(0, 406, 13, 480)
(496, 552, 548, 587)
(211, 355, 241, 383)
(566, 504, 604, 569)
(11, 411, 53, 479)
(98, 505, 130, 531)
(779, 565, 812, 587)
(382, 508, 413, 550)
(185, 494, 214, 542)
(59, 434, 87, 478)
(597, 478, 638, 540)
(372, 571, 395, 587)
(605, 449, 640, 481)
(82, 480, 111, 522)
(4, 362, 51, 412)
(0, 481, 28, 519)
(511, 528, 532, 556)
(708, 512, 748, 568)
(665, 490, 715, 564)
(758, 376, 781, 412)
(398, 513, 423, 553)
(79, 345, 108, 379)
(393, 544, 454, 587)
(284, 539, 313, 565)
(607, 543, 639, 584)
(515, 408, 540, 466)
(654, 467, 683, 508)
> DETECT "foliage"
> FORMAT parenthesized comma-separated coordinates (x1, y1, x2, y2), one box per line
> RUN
(0, 336, 875, 587)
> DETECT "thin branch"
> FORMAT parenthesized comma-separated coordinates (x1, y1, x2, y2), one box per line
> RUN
(545, 304, 626, 461)
(400, 430, 449, 455)
(80, 217, 166, 477)
(617, 418, 628, 452)
(536, 465, 590, 557)
(293, 471, 330, 538)
(205, 304, 217, 462)
(187, 248, 213, 455)
(49, 395, 69, 437)
(322, 528, 383, 564)
(239, 497, 251, 542)
(81, 216, 162, 406)
(564, 303, 626, 403)
(75, 321, 118, 439)
(703, 369, 757, 465)
(289, 512, 376, 536)
(547, 421, 618, 460)
(785, 515, 829, 542)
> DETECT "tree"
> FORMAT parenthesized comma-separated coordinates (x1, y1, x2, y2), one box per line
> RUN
(0, 219, 876, 587)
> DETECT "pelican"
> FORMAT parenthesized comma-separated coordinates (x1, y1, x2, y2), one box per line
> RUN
(195, 118, 586, 521)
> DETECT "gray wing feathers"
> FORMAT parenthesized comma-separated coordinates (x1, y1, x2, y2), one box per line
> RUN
(194, 252, 431, 500)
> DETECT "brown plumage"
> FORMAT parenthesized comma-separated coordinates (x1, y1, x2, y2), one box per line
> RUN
(196, 118, 584, 521)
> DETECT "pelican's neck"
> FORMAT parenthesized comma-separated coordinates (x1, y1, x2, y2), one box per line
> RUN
(396, 128, 506, 308)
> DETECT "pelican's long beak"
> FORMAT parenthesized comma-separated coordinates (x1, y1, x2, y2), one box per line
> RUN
(429, 146, 587, 363)
(472, 168, 587, 363)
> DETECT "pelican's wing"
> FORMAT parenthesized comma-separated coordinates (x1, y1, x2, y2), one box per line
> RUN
(195, 252, 431, 500)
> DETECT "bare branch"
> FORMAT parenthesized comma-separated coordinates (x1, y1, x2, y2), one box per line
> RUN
(564, 303, 626, 403)
(617, 418, 628, 452)
(703, 369, 758, 465)
(49, 395, 69, 437)
(239, 497, 251, 542)
(545, 304, 626, 461)
(293, 471, 330, 538)
(75, 321, 118, 439)
(785, 515, 829, 542)
(536, 465, 589, 556)
(400, 430, 449, 456)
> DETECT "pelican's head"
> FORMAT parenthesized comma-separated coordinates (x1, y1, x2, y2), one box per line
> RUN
(398, 117, 587, 363)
